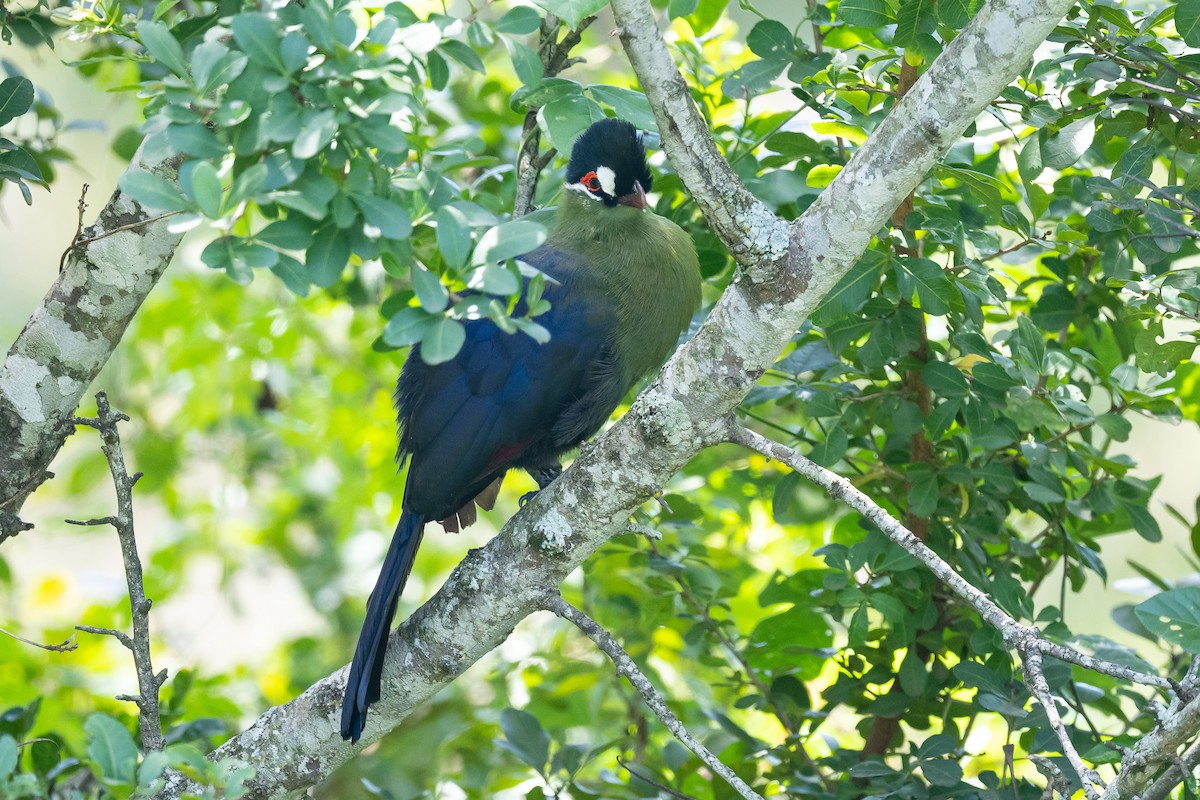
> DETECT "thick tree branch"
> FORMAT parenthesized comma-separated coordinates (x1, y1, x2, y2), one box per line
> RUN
(72, 391, 166, 752)
(545, 596, 764, 800)
(155, 0, 1082, 794)
(0, 146, 183, 542)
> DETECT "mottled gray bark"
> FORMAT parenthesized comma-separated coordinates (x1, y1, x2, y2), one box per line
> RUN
(0, 146, 182, 541)
(155, 0, 1080, 795)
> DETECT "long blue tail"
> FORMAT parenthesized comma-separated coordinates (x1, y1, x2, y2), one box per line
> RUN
(341, 511, 425, 742)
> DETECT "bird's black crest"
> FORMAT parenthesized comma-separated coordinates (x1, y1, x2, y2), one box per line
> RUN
(566, 118, 653, 201)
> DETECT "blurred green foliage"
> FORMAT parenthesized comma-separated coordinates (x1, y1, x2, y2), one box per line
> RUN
(2, 0, 1200, 797)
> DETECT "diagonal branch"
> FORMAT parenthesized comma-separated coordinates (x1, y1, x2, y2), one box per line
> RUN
(0, 146, 183, 542)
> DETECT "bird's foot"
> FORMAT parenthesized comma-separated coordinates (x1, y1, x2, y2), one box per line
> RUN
(519, 490, 539, 508)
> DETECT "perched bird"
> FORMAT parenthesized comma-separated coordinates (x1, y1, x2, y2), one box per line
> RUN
(341, 117, 702, 742)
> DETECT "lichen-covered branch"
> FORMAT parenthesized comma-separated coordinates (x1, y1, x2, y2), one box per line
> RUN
(0, 147, 183, 542)
(545, 595, 764, 800)
(71, 391, 166, 752)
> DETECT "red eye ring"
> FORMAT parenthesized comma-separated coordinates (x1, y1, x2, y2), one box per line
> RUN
(581, 171, 602, 193)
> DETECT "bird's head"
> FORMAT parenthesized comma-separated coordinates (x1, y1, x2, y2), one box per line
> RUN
(565, 118, 653, 211)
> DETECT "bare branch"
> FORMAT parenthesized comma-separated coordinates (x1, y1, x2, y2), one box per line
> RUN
(1021, 648, 1104, 800)
(545, 595, 765, 800)
(0, 624, 77, 652)
(71, 391, 166, 752)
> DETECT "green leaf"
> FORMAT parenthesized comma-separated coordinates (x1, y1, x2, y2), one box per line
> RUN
(412, 265, 449, 312)
(382, 306, 433, 347)
(907, 468, 939, 516)
(895, 0, 936, 47)
(506, 40, 543, 86)
(899, 648, 928, 695)
(293, 109, 338, 159)
(1134, 321, 1197, 377)
(425, 50, 449, 90)
(685, 0, 731, 34)
(0, 736, 15, 779)
(1135, 587, 1200, 650)
(473, 219, 547, 265)
(187, 161, 224, 218)
(808, 427, 848, 466)
(232, 13, 285, 72)
(811, 120, 868, 145)
(439, 39, 486, 73)
(921, 760, 964, 787)
(0, 77, 34, 127)
(839, 0, 894, 25)
(721, 59, 787, 100)
(537, 94, 605, 152)
(531, 0, 607, 29)
(352, 193, 412, 240)
(922, 361, 970, 398)
(498, 708, 551, 774)
(137, 21, 190, 78)
(306, 225, 351, 287)
(805, 164, 843, 188)
(85, 714, 138, 784)
(435, 204, 472, 269)
(812, 250, 885, 326)
(669, 0, 700, 17)
(257, 217, 314, 250)
(897, 257, 954, 316)
(1121, 501, 1163, 542)
(587, 85, 656, 131)
(119, 170, 190, 212)
(1041, 116, 1095, 170)
(421, 316, 467, 364)
(167, 123, 227, 159)
(746, 20, 794, 62)
(1177, 0, 1200, 46)
(1017, 134, 1044, 185)
(191, 42, 248, 96)
(938, 0, 975, 28)
(270, 253, 310, 296)
(496, 5, 542, 34)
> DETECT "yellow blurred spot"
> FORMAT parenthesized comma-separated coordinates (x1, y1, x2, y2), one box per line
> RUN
(34, 576, 68, 607)
(260, 667, 289, 705)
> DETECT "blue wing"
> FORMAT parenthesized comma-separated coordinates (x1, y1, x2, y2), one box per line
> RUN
(395, 246, 627, 523)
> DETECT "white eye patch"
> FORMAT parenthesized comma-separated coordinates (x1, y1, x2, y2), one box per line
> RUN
(595, 166, 617, 197)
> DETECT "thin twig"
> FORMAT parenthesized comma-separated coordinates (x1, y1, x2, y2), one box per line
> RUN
(0, 625, 77, 652)
(1021, 648, 1104, 800)
(71, 392, 165, 751)
(58, 183, 90, 273)
(618, 756, 699, 799)
(545, 595, 766, 800)
(60, 209, 183, 273)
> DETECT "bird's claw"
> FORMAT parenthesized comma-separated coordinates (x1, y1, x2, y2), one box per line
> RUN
(519, 490, 539, 507)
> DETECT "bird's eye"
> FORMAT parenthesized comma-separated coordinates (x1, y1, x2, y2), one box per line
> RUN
(581, 171, 602, 193)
